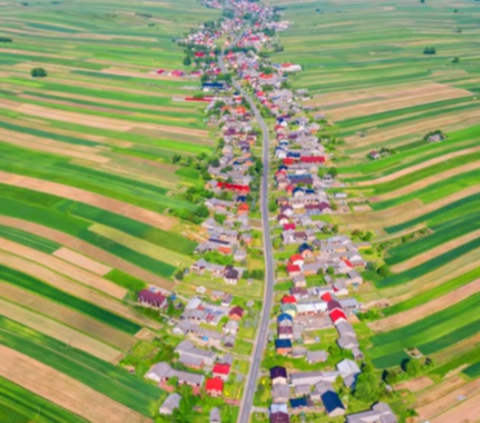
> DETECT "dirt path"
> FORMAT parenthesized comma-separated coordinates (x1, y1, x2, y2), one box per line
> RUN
(356, 146, 480, 187)
(0, 282, 135, 350)
(0, 345, 152, 423)
(0, 298, 120, 361)
(0, 170, 177, 230)
(370, 279, 480, 332)
(0, 216, 174, 290)
(0, 237, 125, 299)
(396, 376, 434, 392)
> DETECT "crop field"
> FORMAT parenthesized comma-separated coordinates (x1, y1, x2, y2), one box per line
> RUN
(270, 0, 480, 419)
(0, 0, 221, 418)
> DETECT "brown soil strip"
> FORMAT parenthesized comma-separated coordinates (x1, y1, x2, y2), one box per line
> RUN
(0, 282, 134, 350)
(415, 375, 466, 408)
(356, 146, 480, 187)
(0, 170, 177, 231)
(417, 378, 480, 422)
(396, 376, 434, 392)
(370, 279, 480, 332)
(53, 247, 112, 276)
(0, 345, 151, 423)
(0, 238, 124, 298)
(0, 248, 157, 328)
(429, 390, 480, 423)
(0, 216, 174, 290)
(0, 297, 119, 361)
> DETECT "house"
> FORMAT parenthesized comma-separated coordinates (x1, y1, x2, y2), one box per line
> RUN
(277, 326, 294, 340)
(277, 313, 294, 327)
(159, 393, 182, 415)
(206, 377, 224, 397)
(270, 411, 290, 423)
(295, 384, 311, 397)
(330, 309, 348, 325)
(275, 339, 293, 355)
(146, 362, 204, 387)
(213, 363, 231, 381)
(210, 407, 221, 423)
(270, 367, 288, 386)
(223, 334, 236, 348)
(281, 295, 297, 305)
(229, 306, 244, 320)
(321, 390, 345, 417)
(137, 289, 168, 309)
(175, 340, 217, 367)
(337, 359, 361, 389)
(311, 381, 334, 401)
(286, 264, 301, 277)
(369, 150, 381, 160)
(307, 350, 328, 364)
(289, 397, 312, 410)
(277, 214, 290, 225)
(272, 383, 290, 403)
(346, 402, 397, 423)
(289, 254, 304, 267)
(223, 320, 239, 335)
(224, 266, 240, 285)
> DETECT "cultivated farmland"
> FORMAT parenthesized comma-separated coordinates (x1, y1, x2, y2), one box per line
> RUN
(0, 0, 220, 418)
(269, 0, 480, 420)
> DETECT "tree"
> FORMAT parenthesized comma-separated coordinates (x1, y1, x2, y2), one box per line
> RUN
(452, 56, 460, 63)
(423, 46, 436, 55)
(174, 269, 184, 281)
(326, 266, 335, 275)
(404, 358, 422, 377)
(194, 204, 209, 218)
(377, 264, 391, 278)
(171, 154, 182, 164)
(384, 369, 398, 386)
(328, 167, 338, 178)
(31, 67, 47, 78)
(183, 56, 192, 66)
(268, 199, 277, 213)
(354, 372, 380, 403)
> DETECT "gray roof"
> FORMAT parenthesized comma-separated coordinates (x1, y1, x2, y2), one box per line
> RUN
(307, 350, 328, 363)
(159, 393, 182, 414)
(210, 407, 221, 423)
(272, 384, 290, 402)
(346, 402, 397, 423)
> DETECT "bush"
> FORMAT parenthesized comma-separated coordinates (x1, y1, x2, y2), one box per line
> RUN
(377, 265, 391, 278)
(423, 46, 436, 55)
(0, 37, 13, 43)
(31, 67, 47, 78)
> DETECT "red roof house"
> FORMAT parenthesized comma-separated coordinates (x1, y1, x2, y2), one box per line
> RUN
(321, 292, 333, 302)
(300, 156, 325, 164)
(286, 264, 301, 276)
(213, 363, 231, 380)
(289, 254, 304, 266)
(137, 289, 167, 309)
(229, 306, 244, 320)
(330, 309, 347, 325)
(283, 223, 296, 231)
(281, 295, 297, 304)
(206, 377, 223, 397)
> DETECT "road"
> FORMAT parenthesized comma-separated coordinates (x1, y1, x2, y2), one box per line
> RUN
(219, 43, 276, 423)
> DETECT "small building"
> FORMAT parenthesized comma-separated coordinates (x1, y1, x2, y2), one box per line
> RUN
(346, 402, 397, 423)
(137, 289, 168, 309)
(275, 339, 293, 355)
(159, 393, 182, 415)
(213, 363, 231, 381)
(270, 411, 290, 423)
(229, 306, 244, 320)
(369, 150, 381, 160)
(272, 383, 290, 403)
(321, 390, 345, 417)
(210, 407, 221, 423)
(206, 377, 224, 397)
(270, 366, 288, 385)
(307, 350, 328, 364)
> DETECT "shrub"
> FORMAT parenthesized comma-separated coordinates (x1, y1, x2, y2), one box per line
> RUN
(31, 67, 47, 78)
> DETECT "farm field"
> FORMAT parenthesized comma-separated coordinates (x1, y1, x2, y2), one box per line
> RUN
(0, 0, 221, 419)
(269, 0, 480, 420)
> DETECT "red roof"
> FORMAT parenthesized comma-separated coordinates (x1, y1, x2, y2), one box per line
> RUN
(289, 254, 304, 263)
(281, 295, 297, 304)
(283, 158, 295, 166)
(260, 73, 274, 79)
(156, 69, 165, 74)
(216, 181, 250, 193)
(229, 306, 244, 318)
(286, 264, 301, 274)
(300, 156, 325, 163)
(321, 292, 332, 302)
(137, 289, 166, 307)
(330, 309, 347, 323)
(206, 377, 224, 392)
(194, 52, 206, 57)
(213, 363, 231, 375)
(343, 259, 354, 268)
(283, 223, 295, 230)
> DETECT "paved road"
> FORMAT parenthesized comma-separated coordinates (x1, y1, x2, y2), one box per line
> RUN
(219, 44, 276, 423)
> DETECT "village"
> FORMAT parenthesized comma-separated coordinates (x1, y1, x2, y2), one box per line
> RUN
(136, 0, 398, 422)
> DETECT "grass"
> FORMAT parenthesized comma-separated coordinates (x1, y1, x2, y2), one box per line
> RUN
(0, 224, 60, 254)
(105, 269, 147, 292)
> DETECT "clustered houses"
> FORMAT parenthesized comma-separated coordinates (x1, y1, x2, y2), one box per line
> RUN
(212, 1, 399, 422)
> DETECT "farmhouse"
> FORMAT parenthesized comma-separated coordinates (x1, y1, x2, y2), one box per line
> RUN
(159, 393, 182, 415)
(346, 402, 397, 423)
(137, 289, 168, 309)
(146, 362, 204, 387)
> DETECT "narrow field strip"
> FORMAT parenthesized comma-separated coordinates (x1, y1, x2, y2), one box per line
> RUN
(0, 282, 135, 350)
(0, 345, 152, 423)
(0, 216, 173, 289)
(0, 170, 177, 230)
(53, 247, 112, 276)
(0, 297, 120, 361)
(0, 252, 148, 332)
(370, 278, 480, 332)
(0, 237, 126, 299)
